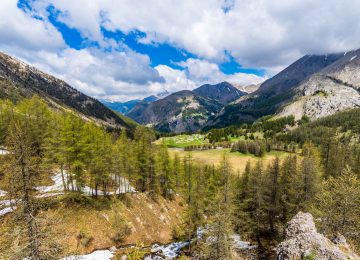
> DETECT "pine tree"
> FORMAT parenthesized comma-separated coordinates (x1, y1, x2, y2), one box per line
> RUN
(263, 157, 281, 234)
(299, 142, 322, 209)
(315, 166, 360, 246)
(157, 142, 173, 199)
(200, 154, 234, 259)
(172, 153, 181, 193)
(279, 155, 300, 223)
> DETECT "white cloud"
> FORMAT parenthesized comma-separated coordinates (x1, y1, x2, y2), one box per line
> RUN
(2, 0, 359, 101)
(31, 0, 360, 71)
(15, 48, 165, 99)
(177, 58, 265, 86)
(0, 0, 65, 52)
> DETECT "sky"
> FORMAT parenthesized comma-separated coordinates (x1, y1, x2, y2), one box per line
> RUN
(1, 0, 360, 101)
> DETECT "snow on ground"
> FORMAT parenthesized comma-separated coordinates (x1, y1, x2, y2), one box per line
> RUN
(0, 199, 14, 207)
(0, 206, 16, 216)
(37, 173, 66, 193)
(147, 242, 189, 259)
(36, 172, 135, 196)
(0, 149, 9, 155)
(231, 234, 257, 250)
(62, 248, 115, 260)
(0, 189, 7, 197)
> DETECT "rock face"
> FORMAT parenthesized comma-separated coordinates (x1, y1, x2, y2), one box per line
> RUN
(277, 50, 360, 120)
(206, 53, 344, 128)
(276, 212, 359, 260)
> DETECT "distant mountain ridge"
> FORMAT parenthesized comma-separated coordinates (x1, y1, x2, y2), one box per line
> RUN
(127, 90, 223, 133)
(126, 82, 246, 133)
(0, 52, 131, 129)
(205, 52, 347, 128)
(193, 82, 246, 105)
(102, 90, 169, 115)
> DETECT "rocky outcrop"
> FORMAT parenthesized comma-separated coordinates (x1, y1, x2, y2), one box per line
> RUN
(276, 212, 359, 260)
(277, 50, 360, 121)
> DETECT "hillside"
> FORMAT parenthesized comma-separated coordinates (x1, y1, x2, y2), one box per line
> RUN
(0, 52, 130, 128)
(206, 53, 344, 128)
(127, 90, 222, 133)
(277, 50, 360, 120)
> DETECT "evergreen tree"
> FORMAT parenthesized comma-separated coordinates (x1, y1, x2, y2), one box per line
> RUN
(315, 166, 360, 247)
(299, 142, 322, 209)
(263, 157, 281, 234)
(279, 155, 300, 223)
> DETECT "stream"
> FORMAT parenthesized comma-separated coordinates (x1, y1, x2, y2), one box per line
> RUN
(63, 233, 256, 260)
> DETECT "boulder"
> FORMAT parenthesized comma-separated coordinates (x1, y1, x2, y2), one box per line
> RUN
(276, 212, 359, 260)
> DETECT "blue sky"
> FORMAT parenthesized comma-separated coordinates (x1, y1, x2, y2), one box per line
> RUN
(1, 0, 359, 101)
(42, 2, 266, 78)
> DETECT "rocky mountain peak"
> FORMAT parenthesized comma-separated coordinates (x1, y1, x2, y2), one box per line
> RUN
(276, 212, 359, 260)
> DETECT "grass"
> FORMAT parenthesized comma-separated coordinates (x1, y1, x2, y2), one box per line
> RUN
(168, 148, 290, 174)
(0, 193, 185, 257)
(156, 134, 208, 148)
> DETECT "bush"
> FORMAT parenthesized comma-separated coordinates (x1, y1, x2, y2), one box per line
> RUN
(77, 230, 93, 247)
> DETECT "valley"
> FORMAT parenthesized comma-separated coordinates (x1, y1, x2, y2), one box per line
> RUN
(0, 43, 360, 260)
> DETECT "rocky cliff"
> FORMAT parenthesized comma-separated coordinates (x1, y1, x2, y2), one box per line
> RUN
(277, 50, 360, 120)
(276, 212, 359, 260)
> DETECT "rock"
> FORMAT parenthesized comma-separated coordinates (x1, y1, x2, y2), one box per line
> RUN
(276, 212, 359, 260)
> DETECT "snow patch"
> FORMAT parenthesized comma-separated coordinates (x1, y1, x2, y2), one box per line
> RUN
(231, 234, 257, 250)
(350, 55, 357, 61)
(36, 173, 66, 193)
(0, 206, 16, 216)
(0, 149, 9, 155)
(147, 242, 189, 259)
(63, 248, 115, 260)
(0, 189, 7, 197)
(37, 172, 135, 196)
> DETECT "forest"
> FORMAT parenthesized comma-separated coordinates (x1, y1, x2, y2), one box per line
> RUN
(0, 96, 359, 259)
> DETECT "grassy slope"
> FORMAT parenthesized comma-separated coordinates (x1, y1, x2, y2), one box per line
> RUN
(0, 193, 185, 257)
(169, 148, 289, 174)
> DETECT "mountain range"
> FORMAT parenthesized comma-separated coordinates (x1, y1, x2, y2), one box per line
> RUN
(1, 49, 360, 134)
(114, 49, 360, 133)
(101, 90, 169, 115)
(127, 82, 246, 132)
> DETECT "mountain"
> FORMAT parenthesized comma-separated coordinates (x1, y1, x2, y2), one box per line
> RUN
(206, 52, 345, 128)
(127, 90, 222, 133)
(193, 82, 246, 105)
(0, 51, 130, 128)
(277, 50, 360, 120)
(101, 99, 141, 114)
(102, 90, 170, 115)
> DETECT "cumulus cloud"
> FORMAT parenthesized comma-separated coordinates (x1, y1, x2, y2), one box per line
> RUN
(10, 47, 165, 99)
(0, 0, 65, 52)
(177, 58, 265, 86)
(3, 0, 358, 101)
(33, 0, 360, 70)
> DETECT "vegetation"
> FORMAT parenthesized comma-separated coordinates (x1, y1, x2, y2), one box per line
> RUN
(0, 96, 359, 258)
